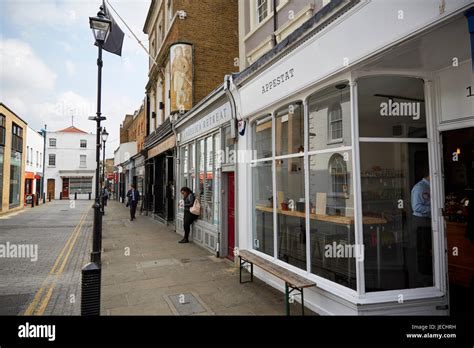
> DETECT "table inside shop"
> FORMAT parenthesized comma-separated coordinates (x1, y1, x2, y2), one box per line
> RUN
(255, 205, 387, 287)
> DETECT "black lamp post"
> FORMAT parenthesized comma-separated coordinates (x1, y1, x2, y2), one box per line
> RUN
(81, 6, 111, 316)
(101, 127, 109, 215)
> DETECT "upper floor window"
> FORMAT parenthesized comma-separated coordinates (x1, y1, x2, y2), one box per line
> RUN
(36, 151, 39, 166)
(257, 0, 269, 23)
(49, 154, 56, 166)
(80, 139, 87, 148)
(11, 123, 23, 153)
(27, 146, 30, 164)
(49, 138, 56, 147)
(0, 113, 5, 146)
(80, 155, 87, 168)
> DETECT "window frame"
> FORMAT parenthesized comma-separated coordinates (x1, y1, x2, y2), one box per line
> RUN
(79, 154, 87, 168)
(80, 139, 87, 148)
(48, 154, 56, 167)
(49, 138, 57, 147)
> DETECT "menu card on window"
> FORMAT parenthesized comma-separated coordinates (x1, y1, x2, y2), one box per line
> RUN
(315, 192, 327, 215)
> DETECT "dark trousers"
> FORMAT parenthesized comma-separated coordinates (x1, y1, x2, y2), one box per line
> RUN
(130, 202, 137, 220)
(183, 211, 197, 240)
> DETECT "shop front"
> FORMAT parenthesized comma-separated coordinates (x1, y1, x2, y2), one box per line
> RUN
(175, 86, 236, 257)
(229, 1, 473, 315)
(144, 119, 176, 223)
(131, 153, 146, 212)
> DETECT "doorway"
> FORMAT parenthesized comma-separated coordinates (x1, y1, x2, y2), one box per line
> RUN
(227, 172, 235, 260)
(47, 179, 55, 200)
(441, 127, 474, 315)
(62, 178, 69, 199)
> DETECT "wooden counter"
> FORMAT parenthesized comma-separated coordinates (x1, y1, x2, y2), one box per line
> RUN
(256, 205, 387, 225)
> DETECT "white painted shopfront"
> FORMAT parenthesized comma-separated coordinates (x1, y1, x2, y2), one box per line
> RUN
(175, 86, 236, 258)
(229, 0, 474, 315)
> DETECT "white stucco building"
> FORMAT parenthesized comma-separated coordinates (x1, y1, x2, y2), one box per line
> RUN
(113, 141, 137, 202)
(25, 126, 45, 201)
(44, 126, 97, 200)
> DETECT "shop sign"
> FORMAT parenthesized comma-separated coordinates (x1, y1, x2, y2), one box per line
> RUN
(180, 102, 231, 143)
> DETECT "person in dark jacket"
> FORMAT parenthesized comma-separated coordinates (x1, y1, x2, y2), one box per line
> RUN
(180, 186, 197, 243)
(126, 184, 140, 221)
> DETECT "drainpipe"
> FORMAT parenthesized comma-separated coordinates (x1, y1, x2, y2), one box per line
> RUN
(272, 0, 278, 46)
(224, 75, 239, 260)
(171, 113, 179, 233)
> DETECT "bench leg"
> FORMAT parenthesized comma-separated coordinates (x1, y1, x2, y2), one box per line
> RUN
(239, 257, 253, 284)
(285, 282, 290, 316)
(301, 289, 305, 316)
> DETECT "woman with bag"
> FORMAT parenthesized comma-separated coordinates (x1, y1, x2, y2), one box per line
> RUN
(180, 187, 199, 243)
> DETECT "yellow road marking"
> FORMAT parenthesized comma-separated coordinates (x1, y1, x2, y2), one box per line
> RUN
(34, 213, 87, 315)
(23, 210, 88, 315)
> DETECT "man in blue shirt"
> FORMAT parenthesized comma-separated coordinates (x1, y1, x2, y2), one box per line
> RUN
(411, 175, 431, 218)
(411, 173, 432, 278)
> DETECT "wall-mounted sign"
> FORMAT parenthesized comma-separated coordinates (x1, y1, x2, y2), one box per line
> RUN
(170, 43, 193, 114)
(179, 102, 231, 143)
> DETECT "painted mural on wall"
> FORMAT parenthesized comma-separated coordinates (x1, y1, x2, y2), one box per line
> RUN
(170, 43, 193, 114)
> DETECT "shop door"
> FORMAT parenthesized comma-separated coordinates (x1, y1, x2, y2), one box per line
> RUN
(227, 172, 235, 260)
(62, 178, 69, 199)
(47, 179, 55, 200)
(441, 127, 474, 315)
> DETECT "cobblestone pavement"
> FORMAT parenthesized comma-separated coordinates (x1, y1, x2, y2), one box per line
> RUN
(0, 200, 92, 315)
(102, 200, 316, 315)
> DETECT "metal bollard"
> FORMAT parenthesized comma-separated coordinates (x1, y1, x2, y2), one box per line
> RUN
(48, 194, 51, 202)
(31, 196, 35, 208)
(59, 192, 62, 200)
(81, 262, 101, 316)
(89, 192, 92, 200)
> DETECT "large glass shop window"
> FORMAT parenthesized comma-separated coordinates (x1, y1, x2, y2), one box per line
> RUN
(358, 76, 433, 291)
(307, 84, 356, 289)
(252, 116, 274, 257)
(252, 160, 274, 256)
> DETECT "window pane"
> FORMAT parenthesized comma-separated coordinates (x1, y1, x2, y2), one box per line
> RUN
(69, 178, 93, 194)
(204, 136, 213, 223)
(360, 142, 433, 291)
(9, 151, 21, 207)
(309, 151, 356, 289)
(223, 126, 235, 165)
(252, 115, 272, 159)
(275, 156, 306, 270)
(179, 146, 188, 213)
(358, 76, 427, 138)
(308, 83, 351, 151)
(198, 139, 205, 218)
(213, 133, 220, 224)
(252, 160, 274, 256)
(275, 103, 304, 156)
(189, 142, 195, 193)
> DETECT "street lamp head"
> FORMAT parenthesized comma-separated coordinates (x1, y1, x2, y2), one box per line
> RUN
(101, 127, 109, 143)
(89, 7, 111, 44)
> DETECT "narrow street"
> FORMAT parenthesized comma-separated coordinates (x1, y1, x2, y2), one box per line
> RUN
(0, 200, 92, 315)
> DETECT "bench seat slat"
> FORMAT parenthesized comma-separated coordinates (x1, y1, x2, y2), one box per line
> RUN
(239, 250, 315, 289)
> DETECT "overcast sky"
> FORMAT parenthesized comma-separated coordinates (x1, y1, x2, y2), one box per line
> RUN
(0, 0, 151, 157)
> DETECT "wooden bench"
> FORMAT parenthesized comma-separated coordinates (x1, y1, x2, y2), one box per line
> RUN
(238, 250, 316, 315)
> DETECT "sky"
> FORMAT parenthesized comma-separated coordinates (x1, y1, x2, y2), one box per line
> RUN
(0, 0, 151, 157)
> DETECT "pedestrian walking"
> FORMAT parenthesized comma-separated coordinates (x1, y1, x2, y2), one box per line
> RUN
(126, 184, 140, 221)
(179, 187, 199, 243)
(103, 186, 109, 207)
